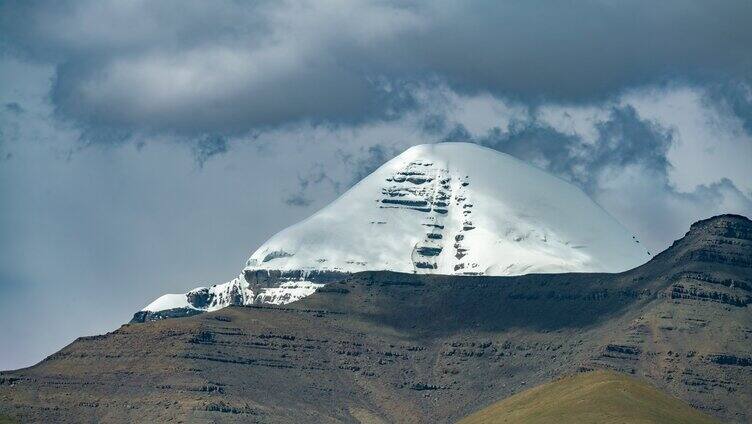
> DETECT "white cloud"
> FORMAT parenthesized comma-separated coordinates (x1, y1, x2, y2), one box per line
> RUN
(624, 86, 752, 195)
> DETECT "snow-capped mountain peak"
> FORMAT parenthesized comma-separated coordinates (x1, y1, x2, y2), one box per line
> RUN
(246, 142, 648, 276)
(135, 142, 649, 320)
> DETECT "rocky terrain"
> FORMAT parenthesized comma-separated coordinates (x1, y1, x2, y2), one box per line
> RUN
(0, 214, 750, 423)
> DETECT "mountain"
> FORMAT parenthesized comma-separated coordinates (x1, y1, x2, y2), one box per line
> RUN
(0, 215, 749, 423)
(137, 142, 649, 320)
(458, 370, 720, 424)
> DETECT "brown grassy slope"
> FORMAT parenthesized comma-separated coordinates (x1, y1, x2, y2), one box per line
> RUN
(0, 415, 17, 424)
(458, 370, 720, 424)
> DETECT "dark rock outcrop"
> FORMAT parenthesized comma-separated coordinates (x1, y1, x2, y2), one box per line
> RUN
(130, 307, 204, 323)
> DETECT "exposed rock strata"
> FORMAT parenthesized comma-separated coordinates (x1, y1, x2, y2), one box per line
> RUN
(1, 215, 749, 423)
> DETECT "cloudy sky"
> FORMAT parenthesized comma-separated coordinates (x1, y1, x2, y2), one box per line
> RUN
(1, 0, 752, 370)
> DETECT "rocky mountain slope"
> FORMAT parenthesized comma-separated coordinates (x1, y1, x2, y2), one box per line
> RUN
(458, 370, 720, 424)
(1, 214, 749, 423)
(138, 142, 649, 320)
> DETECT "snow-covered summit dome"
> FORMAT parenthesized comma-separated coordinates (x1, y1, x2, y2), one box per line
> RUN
(138, 142, 649, 318)
(246, 142, 648, 276)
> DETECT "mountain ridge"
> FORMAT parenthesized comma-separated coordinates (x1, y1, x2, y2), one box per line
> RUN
(1, 214, 749, 423)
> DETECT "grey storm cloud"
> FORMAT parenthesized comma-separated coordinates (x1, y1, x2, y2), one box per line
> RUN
(444, 104, 751, 251)
(283, 143, 404, 208)
(192, 135, 229, 167)
(2, 0, 752, 136)
(704, 80, 752, 134)
(284, 163, 341, 207)
(339, 144, 404, 187)
(469, 105, 672, 193)
(4, 102, 23, 114)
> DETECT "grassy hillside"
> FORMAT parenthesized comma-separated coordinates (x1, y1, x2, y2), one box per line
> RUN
(458, 370, 719, 424)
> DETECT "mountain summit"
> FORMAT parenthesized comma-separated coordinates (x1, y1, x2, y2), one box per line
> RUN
(138, 143, 649, 319)
(247, 143, 648, 275)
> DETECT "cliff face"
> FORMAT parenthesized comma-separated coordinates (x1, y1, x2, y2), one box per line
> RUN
(581, 215, 752, 422)
(651, 214, 752, 267)
(1, 215, 750, 424)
